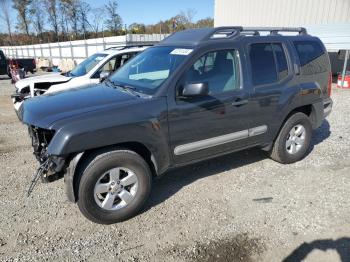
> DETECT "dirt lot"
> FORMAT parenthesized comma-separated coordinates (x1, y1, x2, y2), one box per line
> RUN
(0, 74, 350, 262)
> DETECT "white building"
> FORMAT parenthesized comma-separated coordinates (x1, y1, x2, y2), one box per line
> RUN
(214, 0, 350, 74)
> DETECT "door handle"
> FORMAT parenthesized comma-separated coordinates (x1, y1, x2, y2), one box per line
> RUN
(232, 98, 248, 107)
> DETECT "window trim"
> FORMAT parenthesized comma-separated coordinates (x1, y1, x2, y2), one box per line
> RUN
(90, 52, 137, 79)
(175, 48, 243, 101)
(247, 41, 292, 88)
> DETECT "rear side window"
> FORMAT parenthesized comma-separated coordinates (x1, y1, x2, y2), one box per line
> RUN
(272, 43, 288, 80)
(249, 43, 289, 86)
(249, 43, 277, 85)
(293, 41, 328, 75)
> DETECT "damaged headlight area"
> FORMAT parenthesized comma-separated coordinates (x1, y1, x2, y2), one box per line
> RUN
(28, 126, 55, 162)
(11, 85, 30, 104)
(27, 126, 66, 196)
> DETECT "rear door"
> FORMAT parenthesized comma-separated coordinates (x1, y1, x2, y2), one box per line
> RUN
(243, 40, 297, 145)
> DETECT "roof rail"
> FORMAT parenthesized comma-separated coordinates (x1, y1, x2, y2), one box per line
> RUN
(204, 26, 307, 40)
(206, 26, 243, 40)
(105, 44, 154, 50)
(242, 27, 307, 35)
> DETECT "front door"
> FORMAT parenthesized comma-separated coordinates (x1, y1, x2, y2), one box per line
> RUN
(167, 48, 252, 164)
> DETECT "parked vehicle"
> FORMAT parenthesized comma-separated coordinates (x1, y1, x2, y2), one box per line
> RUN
(0, 49, 36, 77)
(19, 27, 333, 224)
(11, 46, 149, 111)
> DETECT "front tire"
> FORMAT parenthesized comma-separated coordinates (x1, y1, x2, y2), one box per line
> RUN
(77, 149, 152, 224)
(269, 112, 312, 164)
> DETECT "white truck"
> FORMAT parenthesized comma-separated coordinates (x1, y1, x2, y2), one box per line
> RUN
(12, 46, 149, 111)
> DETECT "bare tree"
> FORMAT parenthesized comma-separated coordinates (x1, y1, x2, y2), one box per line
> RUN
(79, 1, 91, 38)
(90, 7, 105, 36)
(58, 0, 69, 41)
(30, 0, 46, 39)
(0, 0, 13, 44)
(104, 0, 122, 34)
(60, 0, 80, 38)
(178, 8, 197, 28)
(44, 0, 60, 41)
(13, 0, 33, 36)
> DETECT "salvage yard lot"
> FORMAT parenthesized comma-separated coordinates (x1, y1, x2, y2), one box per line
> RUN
(0, 74, 350, 261)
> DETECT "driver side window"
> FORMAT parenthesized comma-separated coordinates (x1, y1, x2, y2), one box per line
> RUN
(92, 56, 118, 79)
(184, 49, 240, 95)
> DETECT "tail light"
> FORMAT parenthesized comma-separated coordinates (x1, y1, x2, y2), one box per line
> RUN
(33, 59, 36, 66)
(327, 73, 332, 96)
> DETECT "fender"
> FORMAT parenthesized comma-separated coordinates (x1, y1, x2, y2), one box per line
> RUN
(267, 81, 324, 142)
(46, 97, 171, 175)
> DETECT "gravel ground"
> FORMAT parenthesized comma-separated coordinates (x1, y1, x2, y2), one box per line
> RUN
(0, 74, 350, 262)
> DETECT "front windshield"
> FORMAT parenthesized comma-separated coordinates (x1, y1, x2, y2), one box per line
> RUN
(109, 47, 190, 95)
(70, 53, 108, 77)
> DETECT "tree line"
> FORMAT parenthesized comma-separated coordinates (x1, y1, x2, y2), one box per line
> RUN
(0, 0, 213, 46)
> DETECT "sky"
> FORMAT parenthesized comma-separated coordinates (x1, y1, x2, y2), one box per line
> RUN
(1, 0, 214, 33)
(84, 0, 214, 25)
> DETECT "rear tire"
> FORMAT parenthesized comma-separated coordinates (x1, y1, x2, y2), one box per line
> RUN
(269, 112, 312, 164)
(77, 149, 152, 224)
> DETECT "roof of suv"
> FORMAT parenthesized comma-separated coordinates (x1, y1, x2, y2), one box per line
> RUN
(158, 26, 312, 47)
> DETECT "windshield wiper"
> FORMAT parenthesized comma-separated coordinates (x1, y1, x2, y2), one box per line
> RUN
(104, 79, 146, 97)
(112, 81, 142, 97)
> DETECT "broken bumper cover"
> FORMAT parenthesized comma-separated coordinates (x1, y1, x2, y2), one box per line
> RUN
(27, 126, 65, 177)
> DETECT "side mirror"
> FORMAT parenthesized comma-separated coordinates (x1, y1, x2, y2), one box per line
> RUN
(99, 71, 110, 82)
(182, 82, 209, 97)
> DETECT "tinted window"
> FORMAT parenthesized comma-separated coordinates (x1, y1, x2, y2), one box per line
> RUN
(272, 43, 289, 80)
(184, 50, 240, 95)
(250, 43, 277, 85)
(293, 41, 328, 75)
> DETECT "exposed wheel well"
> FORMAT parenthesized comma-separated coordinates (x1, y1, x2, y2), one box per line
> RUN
(289, 104, 317, 128)
(77, 142, 157, 178)
(67, 142, 157, 202)
(262, 104, 317, 152)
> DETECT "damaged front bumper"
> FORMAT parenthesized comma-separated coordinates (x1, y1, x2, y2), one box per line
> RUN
(28, 126, 66, 182)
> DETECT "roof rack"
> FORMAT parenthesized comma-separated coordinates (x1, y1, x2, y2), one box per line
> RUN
(105, 44, 154, 50)
(204, 26, 307, 40)
(206, 27, 243, 40)
(242, 27, 308, 36)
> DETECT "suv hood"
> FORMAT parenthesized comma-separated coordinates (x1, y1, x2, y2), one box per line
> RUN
(15, 73, 72, 90)
(19, 84, 138, 128)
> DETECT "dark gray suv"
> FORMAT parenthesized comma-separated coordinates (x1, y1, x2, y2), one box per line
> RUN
(19, 27, 333, 224)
